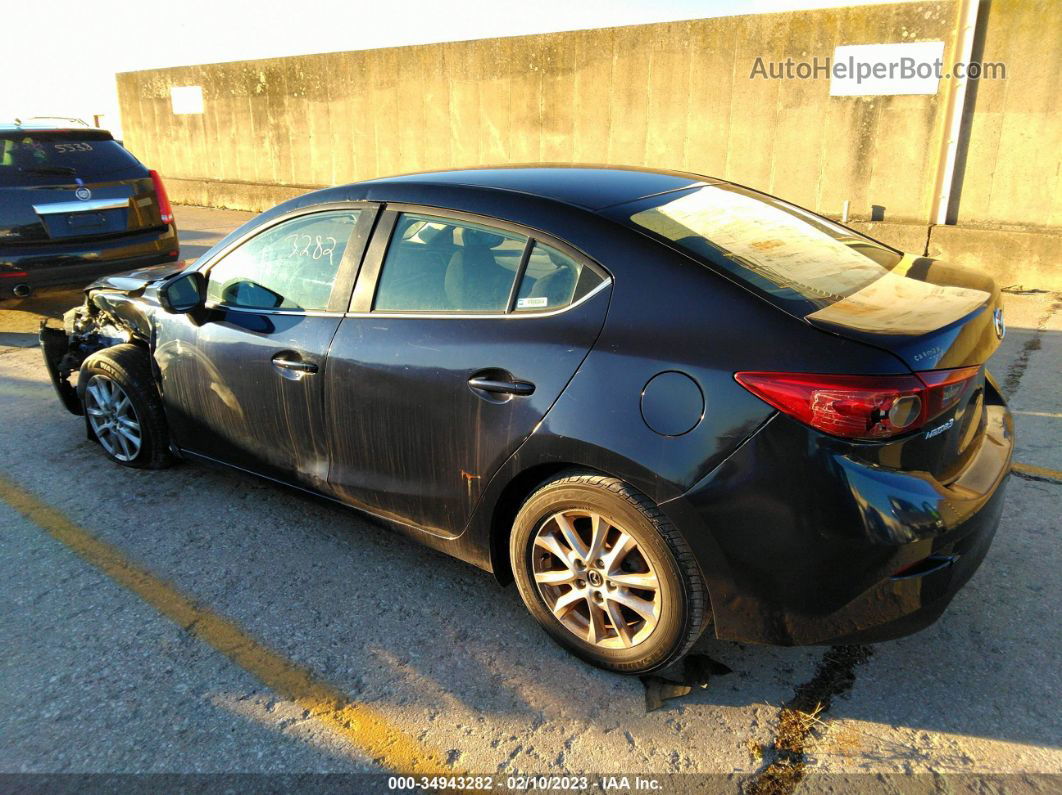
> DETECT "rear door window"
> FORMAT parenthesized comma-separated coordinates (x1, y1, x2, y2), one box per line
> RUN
(374, 213, 527, 312)
(0, 132, 145, 185)
(514, 243, 605, 312)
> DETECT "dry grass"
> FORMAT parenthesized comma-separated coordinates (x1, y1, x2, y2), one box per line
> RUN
(744, 646, 873, 795)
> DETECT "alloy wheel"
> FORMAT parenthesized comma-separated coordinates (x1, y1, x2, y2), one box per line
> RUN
(531, 509, 661, 649)
(84, 374, 143, 462)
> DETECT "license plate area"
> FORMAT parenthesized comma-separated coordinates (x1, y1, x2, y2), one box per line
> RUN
(41, 208, 128, 239)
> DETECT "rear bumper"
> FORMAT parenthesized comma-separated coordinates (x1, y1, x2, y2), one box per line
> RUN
(662, 398, 1014, 646)
(825, 495, 1002, 644)
(0, 224, 178, 297)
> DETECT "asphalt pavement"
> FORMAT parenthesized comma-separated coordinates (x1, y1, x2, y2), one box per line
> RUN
(1, 206, 1059, 789)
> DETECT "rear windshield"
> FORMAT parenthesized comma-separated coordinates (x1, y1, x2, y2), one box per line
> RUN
(0, 132, 144, 186)
(614, 184, 903, 313)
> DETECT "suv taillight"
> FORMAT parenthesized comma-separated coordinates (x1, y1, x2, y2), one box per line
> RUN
(149, 169, 173, 225)
(734, 367, 980, 440)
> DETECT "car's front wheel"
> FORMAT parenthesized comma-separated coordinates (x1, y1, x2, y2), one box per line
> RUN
(77, 344, 173, 469)
(510, 472, 710, 674)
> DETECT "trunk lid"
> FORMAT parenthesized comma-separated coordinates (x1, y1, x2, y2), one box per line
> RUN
(806, 257, 1006, 484)
(805, 256, 1004, 371)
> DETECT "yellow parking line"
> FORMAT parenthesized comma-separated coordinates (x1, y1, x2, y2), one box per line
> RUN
(0, 474, 452, 775)
(1012, 462, 1062, 483)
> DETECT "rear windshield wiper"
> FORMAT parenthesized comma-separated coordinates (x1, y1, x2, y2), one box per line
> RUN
(18, 166, 78, 176)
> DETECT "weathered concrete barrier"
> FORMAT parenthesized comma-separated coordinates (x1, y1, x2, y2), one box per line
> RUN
(120, 0, 1060, 289)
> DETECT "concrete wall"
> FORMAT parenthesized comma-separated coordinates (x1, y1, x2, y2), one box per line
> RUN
(116, 0, 1061, 288)
(955, 0, 1061, 229)
(117, 2, 958, 221)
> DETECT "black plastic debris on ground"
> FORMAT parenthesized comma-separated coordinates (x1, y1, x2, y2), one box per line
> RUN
(641, 654, 733, 712)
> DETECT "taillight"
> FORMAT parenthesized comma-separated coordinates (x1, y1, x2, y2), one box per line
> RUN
(735, 367, 980, 440)
(920, 366, 981, 418)
(149, 169, 174, 225)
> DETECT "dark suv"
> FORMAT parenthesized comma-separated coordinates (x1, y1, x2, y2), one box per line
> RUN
(0, 124, 178, 299)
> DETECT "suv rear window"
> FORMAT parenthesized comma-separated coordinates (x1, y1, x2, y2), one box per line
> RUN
(613, 184, 903, 313)
(0, 131, 145, 186)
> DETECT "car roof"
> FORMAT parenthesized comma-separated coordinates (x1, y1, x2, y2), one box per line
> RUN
(359, 165, 719, 211)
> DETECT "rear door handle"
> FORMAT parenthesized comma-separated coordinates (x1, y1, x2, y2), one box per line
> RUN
(272, 355, 318, 374)
(468, 376, 535, 396)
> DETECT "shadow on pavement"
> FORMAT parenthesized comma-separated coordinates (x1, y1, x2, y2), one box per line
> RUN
(0, 332, 40, 348)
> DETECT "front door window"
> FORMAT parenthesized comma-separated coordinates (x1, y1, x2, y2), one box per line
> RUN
(206, 210, 361, 312)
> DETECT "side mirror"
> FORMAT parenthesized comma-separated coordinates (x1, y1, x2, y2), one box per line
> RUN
(158, 271, 205, 314)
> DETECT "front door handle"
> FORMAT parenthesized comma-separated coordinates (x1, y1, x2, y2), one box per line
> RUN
(468, 376, 535, 396)
(272, 355, 318, 374)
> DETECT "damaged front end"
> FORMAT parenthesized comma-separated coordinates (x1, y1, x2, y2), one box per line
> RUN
(40, 282, 158, 415)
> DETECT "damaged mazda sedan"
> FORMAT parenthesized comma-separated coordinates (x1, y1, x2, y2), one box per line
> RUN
(41, 166, 1013, 674)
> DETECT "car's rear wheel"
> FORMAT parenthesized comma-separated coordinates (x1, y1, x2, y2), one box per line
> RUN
(77, 344, 173, 469)
(510, 471, 710, 674)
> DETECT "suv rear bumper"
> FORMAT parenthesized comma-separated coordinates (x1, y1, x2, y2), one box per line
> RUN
(0, 224, 178, 298)
(662, 393, 1014, 646)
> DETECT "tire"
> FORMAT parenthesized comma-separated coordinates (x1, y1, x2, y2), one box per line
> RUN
(510, 471, 710, 674)
(77, 344, 174, 469)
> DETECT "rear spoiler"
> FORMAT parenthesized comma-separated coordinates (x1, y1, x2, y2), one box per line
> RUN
(0, 128, 114, 141)
(806, 257, 1003, 371)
